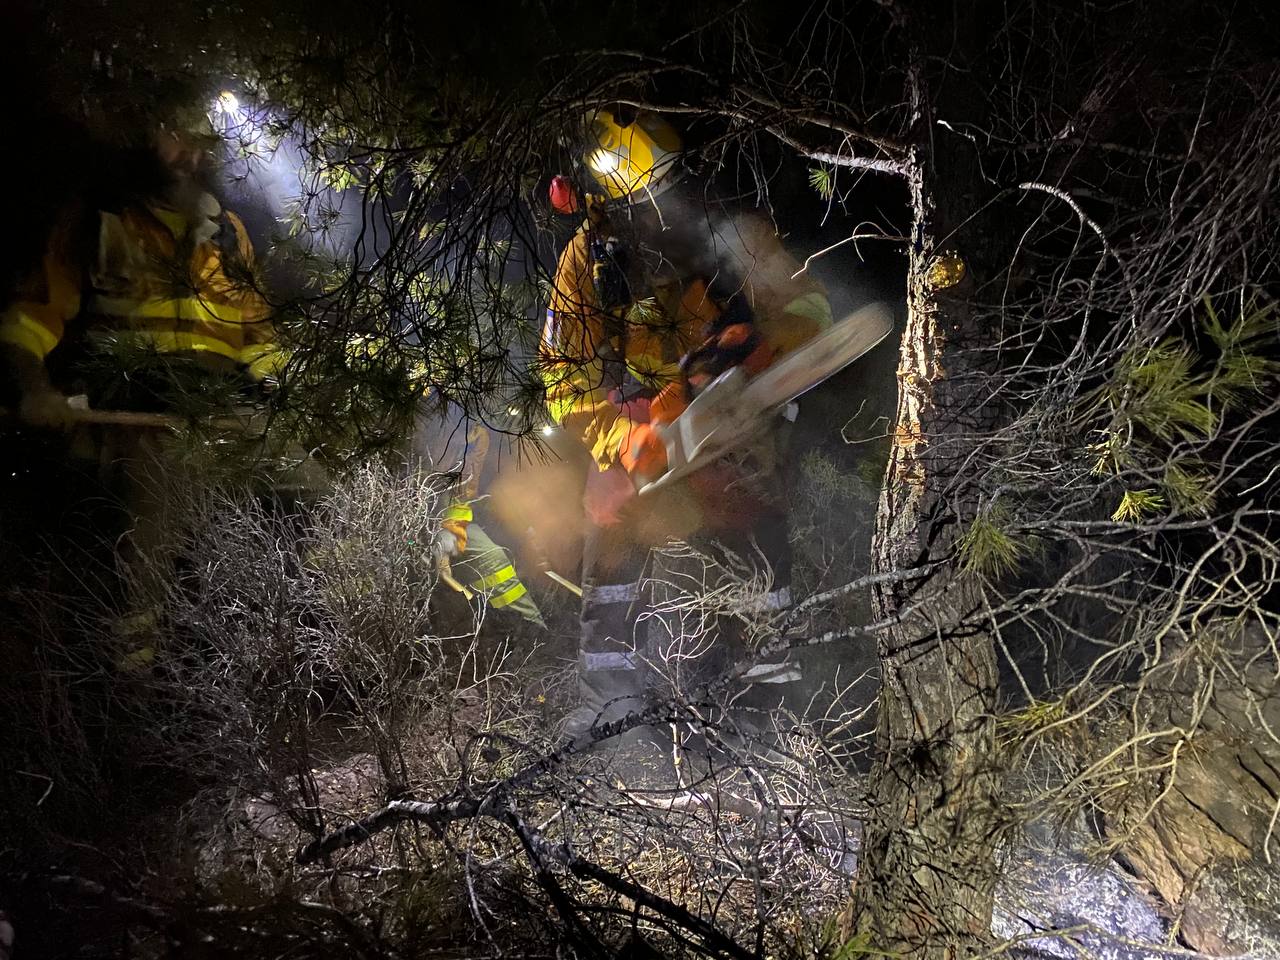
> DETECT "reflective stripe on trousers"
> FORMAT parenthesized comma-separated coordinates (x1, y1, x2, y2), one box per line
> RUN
(581, 580, 643, 673)
(582, 650, 638, 672)
(583, 580, 641, 606)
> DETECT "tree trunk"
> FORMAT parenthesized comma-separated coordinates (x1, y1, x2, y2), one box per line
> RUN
(852, 22, 1006, 954)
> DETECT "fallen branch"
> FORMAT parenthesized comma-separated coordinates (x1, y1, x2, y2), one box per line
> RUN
(297, 561, 920, 866)
(297, 796, 484, 864)
(509, 810, 758, 960)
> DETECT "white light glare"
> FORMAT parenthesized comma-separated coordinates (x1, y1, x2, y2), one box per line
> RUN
(215, 90, 241, 115)
(589, 150, 618, 175)
(541, 425, 555, 437)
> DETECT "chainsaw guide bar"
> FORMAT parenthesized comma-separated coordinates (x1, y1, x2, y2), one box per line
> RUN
(639, 301, 893, 495)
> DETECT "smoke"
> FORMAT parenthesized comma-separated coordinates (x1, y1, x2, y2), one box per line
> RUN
(410, 404, 589, 582)
(623, 184, 886, 320)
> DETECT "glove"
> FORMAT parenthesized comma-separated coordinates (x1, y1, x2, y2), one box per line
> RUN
(19, 387, 75, 430)
(606, 388, 650, 423)
(680, 322, 774, 396)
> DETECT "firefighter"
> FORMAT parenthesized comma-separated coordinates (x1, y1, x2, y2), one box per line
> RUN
(0, 129, 285, 665)
(416, 413, 547, 629)
(0, 129, 283, 423)
(540, 109, 833, 733)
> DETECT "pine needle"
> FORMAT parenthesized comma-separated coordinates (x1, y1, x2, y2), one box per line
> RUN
(959, 511, 1025, 577)
(1203, 296, 1280, 409)
(1116, 340, 1216, 442)
(808, 166, 834, 200)
(1162, 459, 1214, 515)
(1111, 489, 1165, 523)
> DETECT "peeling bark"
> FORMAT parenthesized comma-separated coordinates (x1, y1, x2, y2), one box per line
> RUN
(851, 18, 1007, 954)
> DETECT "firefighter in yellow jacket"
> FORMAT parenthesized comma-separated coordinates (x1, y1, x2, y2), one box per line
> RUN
(0, 131, 284, 666)
(540, 110, 833, 732)
(1, 131, 282, 426)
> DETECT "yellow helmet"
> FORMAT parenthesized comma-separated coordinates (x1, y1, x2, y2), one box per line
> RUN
(584, 109, 683, 203)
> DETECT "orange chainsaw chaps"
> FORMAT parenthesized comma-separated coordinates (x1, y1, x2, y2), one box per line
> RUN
(620, 422, 668, 480)
(648, 381, 689, 426)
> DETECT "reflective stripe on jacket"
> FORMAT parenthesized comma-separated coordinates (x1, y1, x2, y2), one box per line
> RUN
(538, 212, 832, 470)
(1, 201, 282, 378)
(0, 217, 82, 359)
(539, 227, 715, 469)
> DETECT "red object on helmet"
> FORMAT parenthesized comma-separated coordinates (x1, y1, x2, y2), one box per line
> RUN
(549, 175, 580, 214)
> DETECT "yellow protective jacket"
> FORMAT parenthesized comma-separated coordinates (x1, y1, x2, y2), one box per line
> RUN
(1, 199, 280, 379)
(539, 211, 832, 470)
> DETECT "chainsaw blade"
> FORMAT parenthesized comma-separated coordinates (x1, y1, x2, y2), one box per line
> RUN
(639, 301, 893, 495)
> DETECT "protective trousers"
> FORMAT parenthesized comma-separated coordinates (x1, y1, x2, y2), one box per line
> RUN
(576, 471, 793, 725)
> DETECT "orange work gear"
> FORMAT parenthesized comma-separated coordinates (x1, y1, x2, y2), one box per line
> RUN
(539, 226, 715, 470)
(648, 380, 688, 426)
(618, 421, 666, 482)
(539, 211, 832, 471)
(1, 200, 281, 377)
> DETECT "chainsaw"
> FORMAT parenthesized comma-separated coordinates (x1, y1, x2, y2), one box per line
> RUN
(638, 301, 893, 495)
